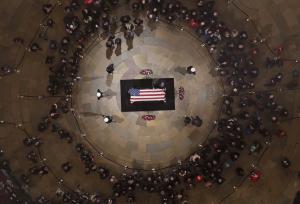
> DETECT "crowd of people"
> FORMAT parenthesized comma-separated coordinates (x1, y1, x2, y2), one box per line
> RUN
(0, 0, 297, 203)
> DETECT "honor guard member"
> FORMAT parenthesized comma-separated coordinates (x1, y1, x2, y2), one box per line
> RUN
(103, 115, 113, 124)
(187, 66, 196, 75)
(97, 89, 103, 100)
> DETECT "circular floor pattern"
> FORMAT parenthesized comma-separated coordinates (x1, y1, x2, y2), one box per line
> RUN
(73, 23, 223, 169)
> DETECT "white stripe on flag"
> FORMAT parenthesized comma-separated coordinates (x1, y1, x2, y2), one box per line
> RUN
(139, 92, 165, 96)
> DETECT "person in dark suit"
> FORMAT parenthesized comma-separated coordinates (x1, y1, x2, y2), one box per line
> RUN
(103, 115, 113, 124)
(106, 64, 115, 74)
(186, 66, 196, 75)
(281, 157, 291, 168)
(192, 116, 203, 127)
(115, 38, 122, 46)
(97, 89, 103, 100)
(184, 116, 192, 126)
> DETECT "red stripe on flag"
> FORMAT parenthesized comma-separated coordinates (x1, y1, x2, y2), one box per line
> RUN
(140, 90, 164, 92)
(131, 99, 164, 101)
(131, 97, 165, 100)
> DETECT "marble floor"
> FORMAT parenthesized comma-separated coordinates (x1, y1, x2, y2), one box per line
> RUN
(73, 23, 223, 169)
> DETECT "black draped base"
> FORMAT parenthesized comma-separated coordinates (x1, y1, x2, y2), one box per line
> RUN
(120, 78, 175, 112)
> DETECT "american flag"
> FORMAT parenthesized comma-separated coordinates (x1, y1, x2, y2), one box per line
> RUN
(128, 88, 166, 103)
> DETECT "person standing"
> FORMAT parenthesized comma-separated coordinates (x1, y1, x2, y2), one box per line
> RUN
(106, 64, 115, 74)
(186, 66, 196, 75)
(192, 116, 203, 127)
(28, 43, 42, 52)
(97, 89, 103, 100)
(103, 115, 113, 124)
(184, 116, 191, 126)
(281, 157, 291, 168)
